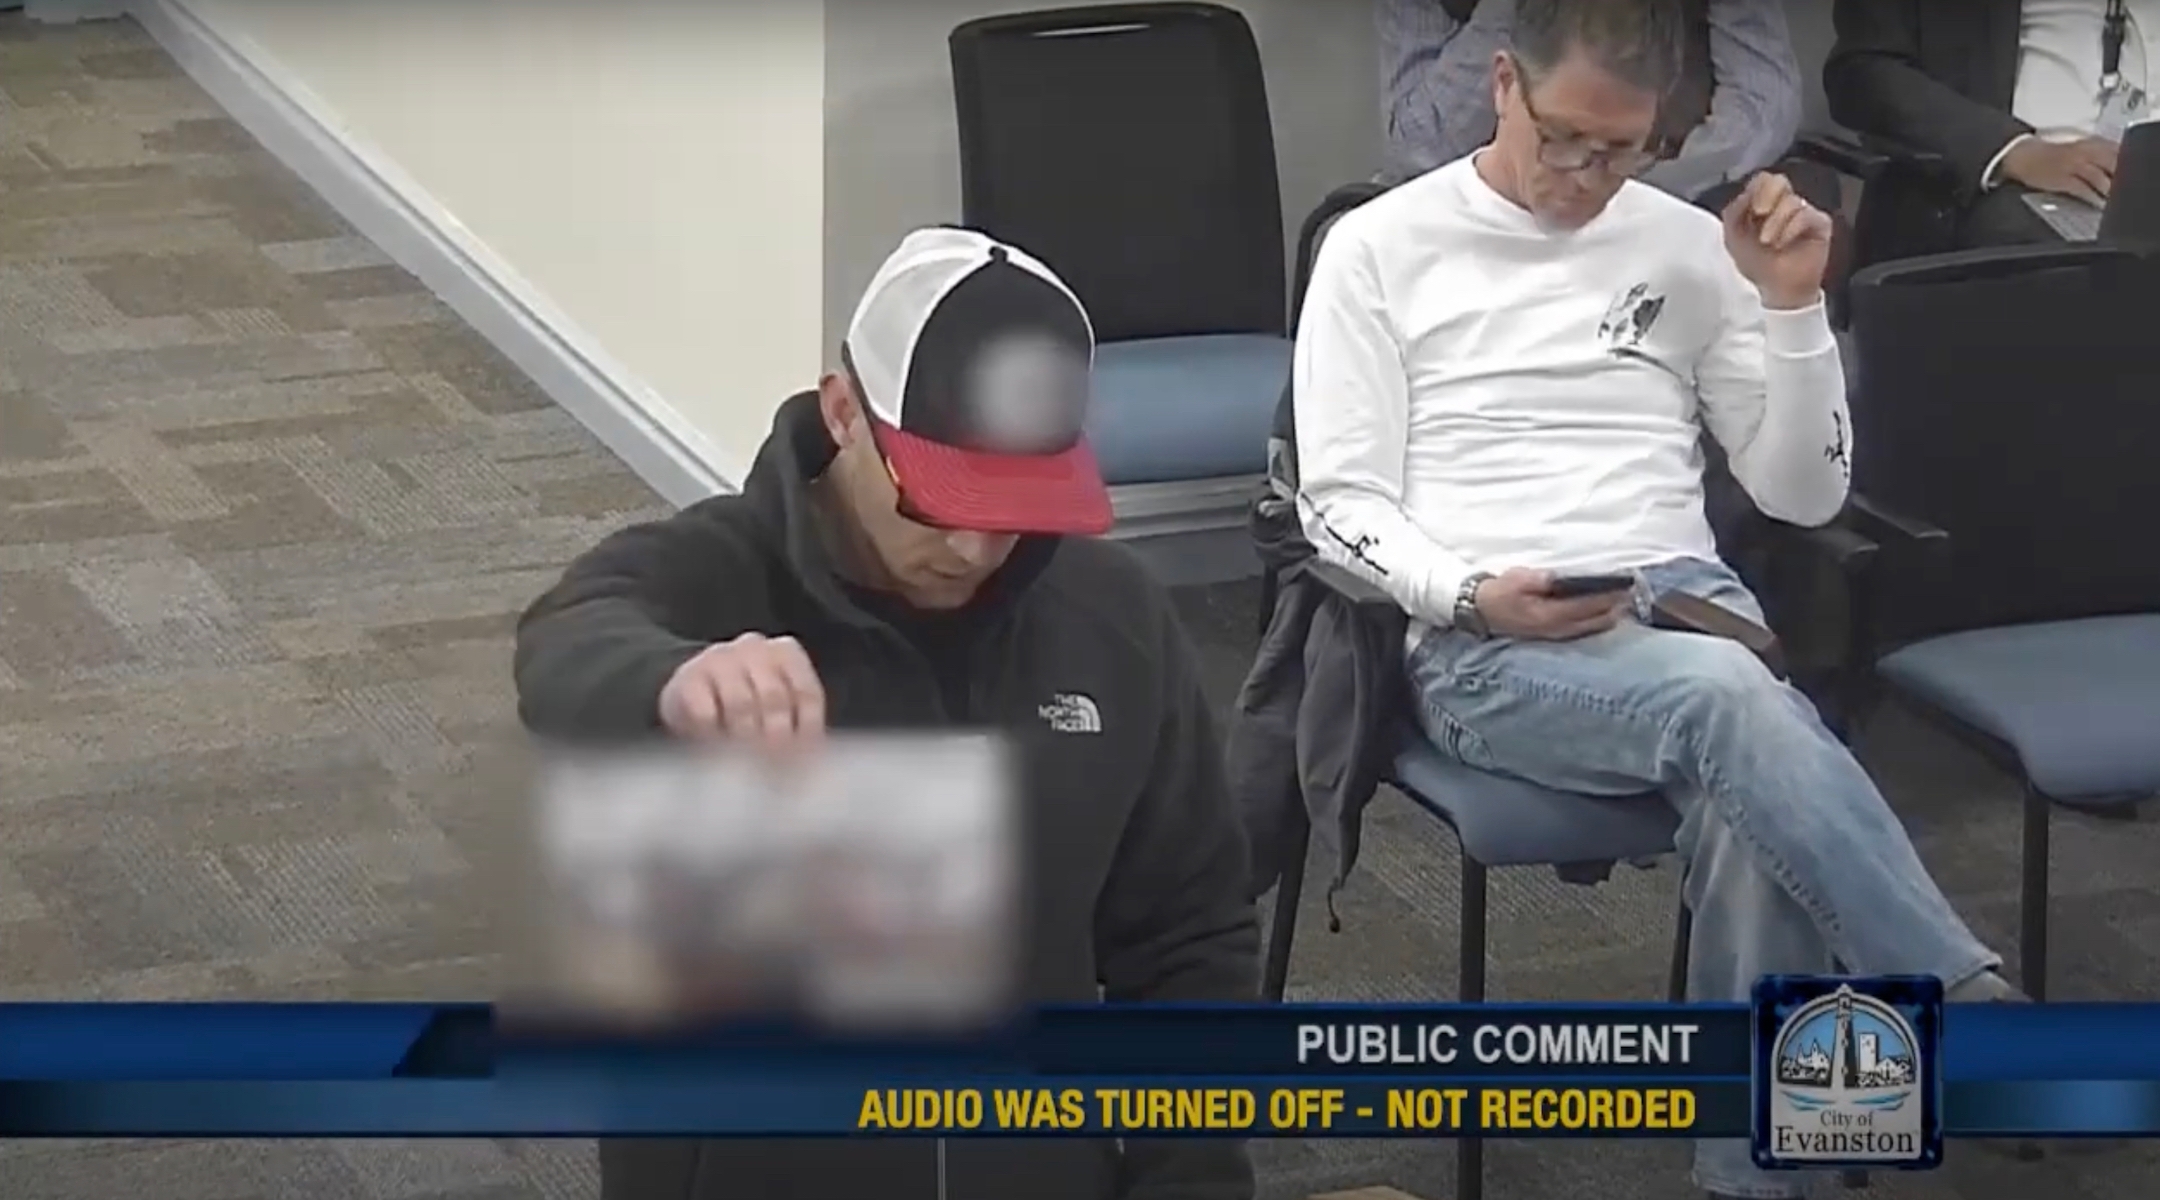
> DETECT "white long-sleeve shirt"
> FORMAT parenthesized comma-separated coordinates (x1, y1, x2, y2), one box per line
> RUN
(1293, 155, 1849, 630)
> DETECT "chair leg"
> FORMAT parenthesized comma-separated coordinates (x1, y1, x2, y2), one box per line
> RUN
(1667, 893, 1693, 1003)
(1458, 851, 1488, 1200)
(2020, 781, 2052, 1002)
(1262, 815, 1311, 1003)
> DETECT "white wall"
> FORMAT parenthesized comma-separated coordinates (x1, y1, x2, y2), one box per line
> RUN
(167, 0, 828, 488)
(821, 0, 1379, 351)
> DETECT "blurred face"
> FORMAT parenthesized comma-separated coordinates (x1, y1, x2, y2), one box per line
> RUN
(815, 375, 1021, 610)
(1489, 49, 1663, 230)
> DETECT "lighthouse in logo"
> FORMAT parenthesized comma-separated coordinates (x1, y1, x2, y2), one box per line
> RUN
(1764, 984, 1924, 1164)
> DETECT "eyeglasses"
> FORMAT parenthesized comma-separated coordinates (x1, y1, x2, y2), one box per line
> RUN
(1509, 54, 1662, 177)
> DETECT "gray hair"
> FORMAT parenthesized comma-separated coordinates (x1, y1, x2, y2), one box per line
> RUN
(1510, 0, 1685, 95)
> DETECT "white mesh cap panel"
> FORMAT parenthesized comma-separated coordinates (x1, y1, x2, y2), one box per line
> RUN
(843, 228, 1091, 426)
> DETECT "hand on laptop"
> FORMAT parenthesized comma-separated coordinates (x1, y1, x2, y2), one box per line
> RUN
(2003, 136, 2116, 207)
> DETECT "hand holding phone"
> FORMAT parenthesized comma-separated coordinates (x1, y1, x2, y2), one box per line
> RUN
(1467, 568, 1637, 642)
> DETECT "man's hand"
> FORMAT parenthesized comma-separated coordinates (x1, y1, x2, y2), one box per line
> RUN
(658, 632, 826, 744)
(1474, 569, 1633, 641)
(1721, 171, 1834, 311)
(2001, 136, 2116, 207)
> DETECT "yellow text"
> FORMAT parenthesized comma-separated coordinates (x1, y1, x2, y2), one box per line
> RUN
(1476, 1087, 1697, 1131)
(1091, 1087, 1258, 1130)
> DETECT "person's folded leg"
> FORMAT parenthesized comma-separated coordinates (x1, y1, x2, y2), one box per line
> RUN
(1405, 556, 2001, 1199)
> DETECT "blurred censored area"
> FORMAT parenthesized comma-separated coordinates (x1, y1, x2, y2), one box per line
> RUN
(507, 734, 1020, 1034)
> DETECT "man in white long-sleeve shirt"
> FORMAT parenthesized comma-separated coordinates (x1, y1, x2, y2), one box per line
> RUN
(1297, 2, 2018, 1197)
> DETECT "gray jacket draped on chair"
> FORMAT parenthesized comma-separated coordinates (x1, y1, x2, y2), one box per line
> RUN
(1225, 407, 1409, 923)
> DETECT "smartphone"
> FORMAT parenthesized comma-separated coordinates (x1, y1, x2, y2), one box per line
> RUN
(1546, 572, 1637, 599)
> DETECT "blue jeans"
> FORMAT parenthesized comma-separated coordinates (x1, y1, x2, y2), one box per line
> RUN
(1406, 556, 1998, 1199)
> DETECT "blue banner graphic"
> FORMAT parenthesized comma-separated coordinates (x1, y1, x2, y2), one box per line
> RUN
(0, 1001, 2150, 1137)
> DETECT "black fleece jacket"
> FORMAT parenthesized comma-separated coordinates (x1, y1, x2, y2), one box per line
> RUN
(513, 393, 1259, 1200)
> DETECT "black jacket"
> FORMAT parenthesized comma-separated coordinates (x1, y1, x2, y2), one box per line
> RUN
(514, 393, 1258, 1200)
(1224, 410, 1408, 921)
(1824, 0, 2026, 223)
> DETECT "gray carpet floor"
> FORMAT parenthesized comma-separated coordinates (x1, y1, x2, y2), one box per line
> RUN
(1, 12, 2156, 1200)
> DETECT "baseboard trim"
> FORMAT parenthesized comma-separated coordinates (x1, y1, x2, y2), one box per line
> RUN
(131, 0, 734, 506)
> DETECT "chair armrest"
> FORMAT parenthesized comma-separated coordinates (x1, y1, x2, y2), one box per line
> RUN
(1844, 494, 1949, 556)
(1300, 558, 1399, 611)
(1651, 592, 1789, 680)
(1815, 495, 1953, 728)
(1849, 240, 2148, 289)
(1290, 181, 1393, 330)
(1792, 131, 1889, 181)
(1763, 518, 1880, 577)
(1792, 130, 1950, 185)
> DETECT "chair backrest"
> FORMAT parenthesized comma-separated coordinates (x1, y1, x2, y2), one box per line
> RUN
(1848, 244, 2160, 633)
(949, 3, 1286, 343)
(1265, 182, 1395, 526)
(2100, 119, 2160, 246)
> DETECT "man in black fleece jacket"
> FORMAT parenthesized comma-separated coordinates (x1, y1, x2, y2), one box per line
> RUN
(513, 227, 1259, 1200)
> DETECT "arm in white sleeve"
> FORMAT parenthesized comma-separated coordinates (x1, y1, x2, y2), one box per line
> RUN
(1980, 132, 2034, 190)
(1639, 0, 1804, 201)
(1695, 258, 1851, 528)
(1292, 224, 1474, 625)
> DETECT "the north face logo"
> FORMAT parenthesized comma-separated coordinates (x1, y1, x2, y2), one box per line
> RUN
(1038, 692, 1102, 734)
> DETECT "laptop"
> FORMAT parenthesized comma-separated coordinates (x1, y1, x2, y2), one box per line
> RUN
(2021, 119, 2160, 243)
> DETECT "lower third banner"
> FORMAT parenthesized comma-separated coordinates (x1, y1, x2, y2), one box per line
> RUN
(0, 997, 2157, 1137)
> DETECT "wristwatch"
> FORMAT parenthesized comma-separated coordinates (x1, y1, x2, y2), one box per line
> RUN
(1452, 572, 1495, 638)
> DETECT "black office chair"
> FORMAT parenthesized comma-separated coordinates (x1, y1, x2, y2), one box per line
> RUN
(1839, 243, 2160, 1001)
(1787, 131, 1969, 276)
(949, 3, 1291, 489)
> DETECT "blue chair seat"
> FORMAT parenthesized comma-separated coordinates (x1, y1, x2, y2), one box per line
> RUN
(1878, 613, 2160, 801)
(1087, 333, 1292, 485)
(1391, 736, 1678, 868)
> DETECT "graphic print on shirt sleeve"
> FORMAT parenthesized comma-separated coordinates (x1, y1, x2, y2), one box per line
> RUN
(1597, 282, 1667, 362)
(1824, 411, 1850, 478)
(1309, 508, 1390, 578)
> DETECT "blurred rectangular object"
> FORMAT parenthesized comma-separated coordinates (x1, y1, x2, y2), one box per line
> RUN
(508, 734, 1019, 1035)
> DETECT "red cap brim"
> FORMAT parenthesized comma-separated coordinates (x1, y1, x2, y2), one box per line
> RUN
(870, 419, 1113, 536)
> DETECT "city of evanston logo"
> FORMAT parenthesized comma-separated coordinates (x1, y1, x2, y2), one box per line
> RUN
(1764, 984, 1923, 1163)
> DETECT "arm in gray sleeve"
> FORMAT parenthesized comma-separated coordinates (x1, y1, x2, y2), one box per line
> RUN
(1376, 0, 1513, 183)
